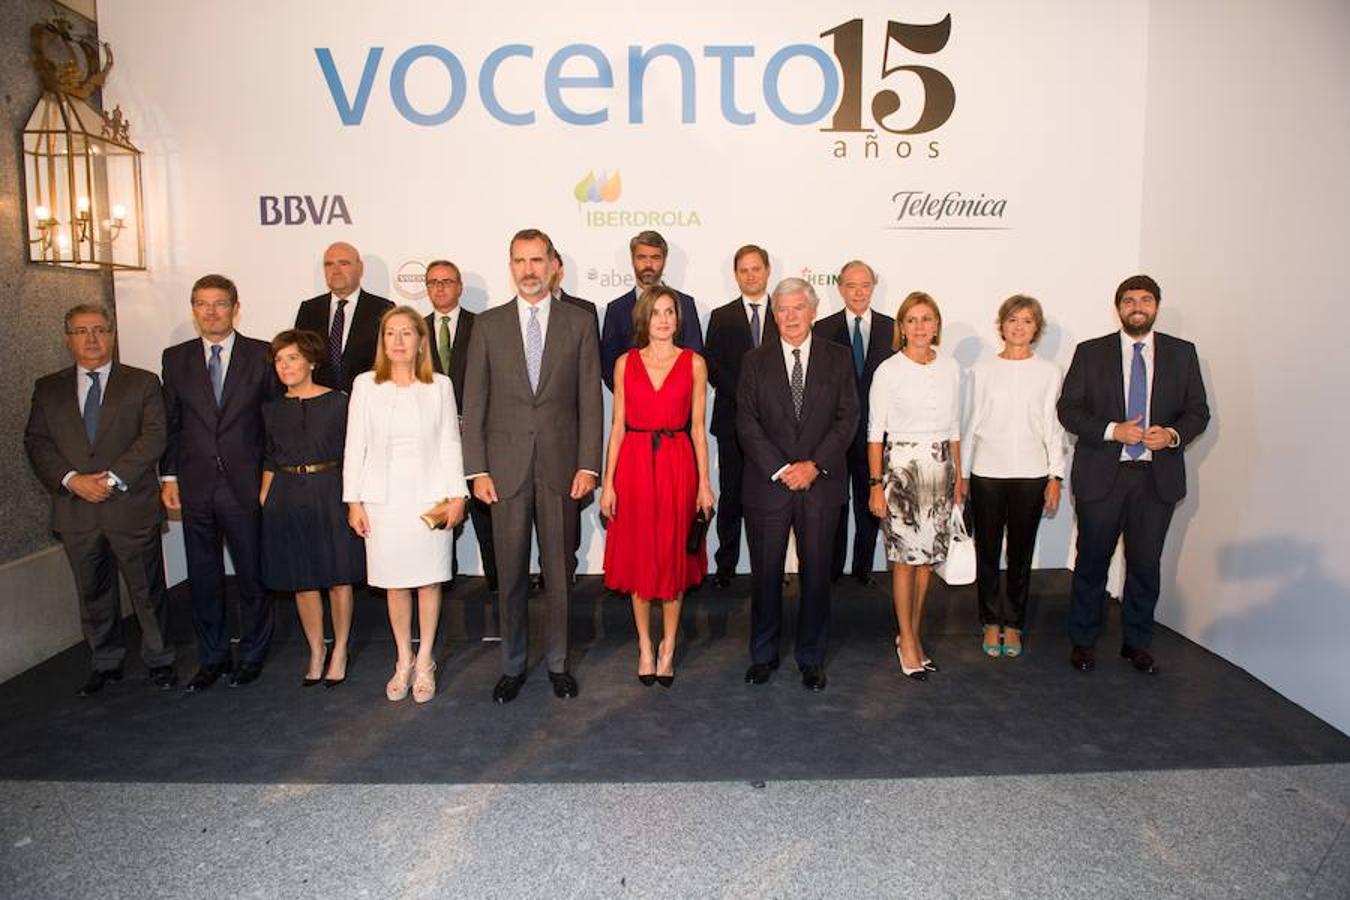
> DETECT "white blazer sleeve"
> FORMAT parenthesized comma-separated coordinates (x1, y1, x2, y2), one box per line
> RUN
(437, 377, 469, 498)
(1043, 361, 1067, 479)
(342, 376, 369, 503)
(867, 364, 889, 444)
(948, 361, 962, 442)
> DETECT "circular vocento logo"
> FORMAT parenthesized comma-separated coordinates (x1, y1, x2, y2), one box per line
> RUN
(394, 259, 427, 301)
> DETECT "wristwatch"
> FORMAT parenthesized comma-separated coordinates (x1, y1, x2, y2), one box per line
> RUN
(868, 476, 884, 487)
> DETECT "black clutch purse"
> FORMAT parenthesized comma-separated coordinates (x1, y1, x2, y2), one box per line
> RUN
(686, 508, 713, 553)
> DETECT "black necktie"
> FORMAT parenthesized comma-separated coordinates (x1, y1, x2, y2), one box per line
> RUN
(328, 299, 348, 385)
(790, 349, 804, 420)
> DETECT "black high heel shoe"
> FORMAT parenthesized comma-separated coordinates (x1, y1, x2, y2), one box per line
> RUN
(896, 642, 928, 682)
(637, 645, 657, 686)
(655, 641, 675, 688)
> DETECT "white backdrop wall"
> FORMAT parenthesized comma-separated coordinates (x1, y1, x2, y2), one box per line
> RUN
(101, 0, 1150, 580)
(1140, 0, 1350, 734)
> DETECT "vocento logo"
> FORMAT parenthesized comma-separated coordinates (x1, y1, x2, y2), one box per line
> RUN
(573, 170, 701, 229)
(574, 171, 622, 204)
(314, 15, 956, 156)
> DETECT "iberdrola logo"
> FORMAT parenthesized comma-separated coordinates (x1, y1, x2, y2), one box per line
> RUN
(574, 170, 622, 204)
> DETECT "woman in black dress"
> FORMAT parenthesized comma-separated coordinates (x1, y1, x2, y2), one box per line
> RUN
(260, 330, 365, 687)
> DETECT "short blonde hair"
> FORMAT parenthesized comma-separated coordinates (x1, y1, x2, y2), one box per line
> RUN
(372, 306, 433, 384)
(996, 294, 1046, 345)
(893, 291, 943, 351)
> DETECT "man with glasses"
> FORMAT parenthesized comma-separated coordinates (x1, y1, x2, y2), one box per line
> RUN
(295, 242, 393, 392)
(161, 275, 282, 691)
(423, 259, 497, 597)
(25, 304, 177, 695)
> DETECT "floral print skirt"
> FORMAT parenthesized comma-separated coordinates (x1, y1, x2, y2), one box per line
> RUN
(880, 440, 955, 565)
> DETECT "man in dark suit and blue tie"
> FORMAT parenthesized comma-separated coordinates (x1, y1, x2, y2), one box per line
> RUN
(813, 260, 895, 584)
(1058, 274, 1210, 674)
(423, 259, 497, 595)
(600, 230, 703, 390)
(161, 274, 282, 691)
(294, 242, 393, 393)
(737, 278, 859, 692)
(704, 244, 777, 586)
(25, 304, 177, 695)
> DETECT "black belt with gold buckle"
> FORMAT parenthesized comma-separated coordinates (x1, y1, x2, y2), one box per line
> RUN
(279, 461, 338, 475)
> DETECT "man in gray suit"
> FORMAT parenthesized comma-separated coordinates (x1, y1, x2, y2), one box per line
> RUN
(24, 304, 176, 695)
(461, 228, 604, 703)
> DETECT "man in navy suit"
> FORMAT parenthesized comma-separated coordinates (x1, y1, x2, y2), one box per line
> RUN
(600, 230, 703, 390)
(704, 244, 777, 586)
(1057, 274, 1210, 675)
(813, 260, 895, 584)
(424, 259, 497, 595)
(737, 278, 859, 692)
(161, 274, 282, 691)
(294, 242, 393, 393)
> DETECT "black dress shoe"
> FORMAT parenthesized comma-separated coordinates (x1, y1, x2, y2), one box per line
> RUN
(1071, 645, 1096, 672)
(800, 665, 827, 693)
(1121, 645, 1158, 674)
(530, 573, 545, 592)
(548, 670, 579, 699)
(713, 569, 733, 588)
(493, 673, 527, 704)
(148, 666, 178, 690)
(228, 662, 263, 687)
(744, 660, 779, 684)
(853, 573, 876, 587)
(76, 668, 122, 697)
(184, 665, 225, 693)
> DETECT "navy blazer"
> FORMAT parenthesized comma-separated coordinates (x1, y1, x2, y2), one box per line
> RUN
(705, 296, 778, 438)
(295, 288, 393, 393)
(1057, 331, 1209, 505)
(600, 287, 703, 390)
(736, 340, 859, 512)
(161, 334, 283, 510)
(813, 309, 895, 454)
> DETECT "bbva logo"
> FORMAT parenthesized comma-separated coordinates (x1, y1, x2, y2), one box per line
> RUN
(259, 195, 353, 226)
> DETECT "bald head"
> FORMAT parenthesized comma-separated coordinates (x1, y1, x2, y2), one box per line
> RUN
(323, 242, 364, 298)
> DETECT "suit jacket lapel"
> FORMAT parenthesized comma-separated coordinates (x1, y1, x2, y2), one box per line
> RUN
(218, 336, 247, 414)
(867, 316, 891, 371)
(536, 300, 564, 396)
(187, 341, 219, 418)
(91, 363, 127, 449)
(1108, 336, 1127, 420)
(341, 290, 370, 371)
(53, 367, 92, 452)
(504, 299, 531, 391)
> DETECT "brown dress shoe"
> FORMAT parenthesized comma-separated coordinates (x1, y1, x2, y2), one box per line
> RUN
(1070, 645, 1096, 672)
(1121, 645, 1158, 674)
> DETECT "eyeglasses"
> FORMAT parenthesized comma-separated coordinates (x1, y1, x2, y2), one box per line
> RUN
(67, 326, 113, 337)
(191, 300, 234, 310)
(426, 278, 461, 289)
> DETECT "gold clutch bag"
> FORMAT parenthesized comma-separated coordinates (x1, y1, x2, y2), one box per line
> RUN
(419, 498, 452, 530)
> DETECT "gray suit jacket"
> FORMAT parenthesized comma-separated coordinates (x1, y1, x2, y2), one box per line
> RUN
(24, 363, 167, 534)
(460, 298, 604, 499)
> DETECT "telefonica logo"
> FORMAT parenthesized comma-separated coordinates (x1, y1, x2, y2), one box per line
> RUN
(575, 171, 622, 204)
(313, 15, 956, 137)
(887, 190, 1010, 231)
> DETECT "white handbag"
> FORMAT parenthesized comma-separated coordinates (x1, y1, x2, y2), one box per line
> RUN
(935, 505, 976, 585)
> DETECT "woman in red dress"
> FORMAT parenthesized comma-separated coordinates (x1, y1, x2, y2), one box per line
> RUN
(600, 286, 715, 687)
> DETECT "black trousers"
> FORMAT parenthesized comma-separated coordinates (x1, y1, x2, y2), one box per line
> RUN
(60, 521, 175, 672)
(969, 474, 1048, 630)
(182, 479, 273, 666)
(745, 495, 839, 668)
(452, 496, 498, 591)
(1069, 464, 1175, 650)
(713, 431, 745, 574)
(832, 438, 881, 578)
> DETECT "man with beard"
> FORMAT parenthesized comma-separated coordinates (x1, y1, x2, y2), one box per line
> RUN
(1057, 275, 1209, 675)
(599, 230, 703, 391)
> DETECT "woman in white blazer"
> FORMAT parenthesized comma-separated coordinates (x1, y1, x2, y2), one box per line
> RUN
(344, 306, 468, 704)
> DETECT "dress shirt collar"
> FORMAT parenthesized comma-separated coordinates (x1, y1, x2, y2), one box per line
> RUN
(330, 289, 359, 308)
(780, 333, 812, 370)
(201, 330, 237, 357)
(1119, 329, 1154, 355)
(80, 359, 114, 381)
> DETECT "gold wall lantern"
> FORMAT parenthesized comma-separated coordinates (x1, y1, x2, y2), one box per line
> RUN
(23, 14, 145, 270)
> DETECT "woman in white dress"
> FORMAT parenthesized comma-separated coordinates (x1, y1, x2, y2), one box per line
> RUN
(344, 307, 467, 703)
(964, 295, 1065, 658)
(867, 292, 965, 682)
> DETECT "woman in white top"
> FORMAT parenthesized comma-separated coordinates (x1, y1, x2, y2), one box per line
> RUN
(964, 295, 1065, 658)
(344, 307, 468, 704)
(867, 292, 965, 682)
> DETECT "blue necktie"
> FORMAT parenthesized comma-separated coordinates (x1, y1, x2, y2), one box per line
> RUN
(83, 370, 101, 443)
(1125, 341, 1147, 459)
(328, 299, 347, 386)
(208, 344, 224, 406)
(852, 315, 865, 376)
(749, 303, 762, 348)
(525, 306, 542, 392)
